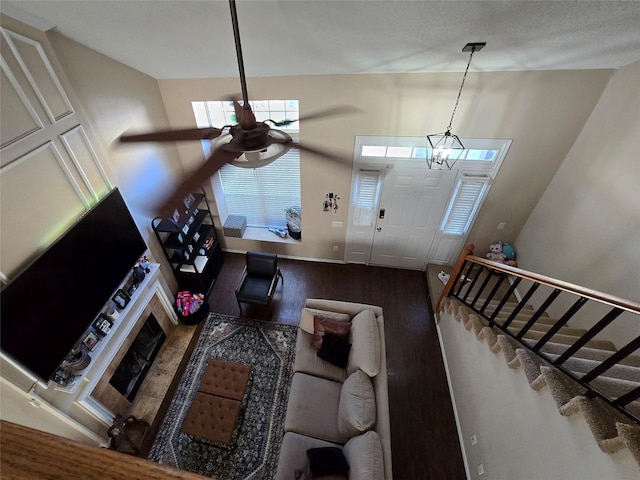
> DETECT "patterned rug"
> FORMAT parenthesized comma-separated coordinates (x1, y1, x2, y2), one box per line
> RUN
(148, 313, 297, 480)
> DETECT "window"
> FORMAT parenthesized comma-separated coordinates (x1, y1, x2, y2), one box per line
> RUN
(360, 144, 496, 163)
(440, 175, 491, 235)
(352, 170, 382, 227)
(192, 100, 300, 229)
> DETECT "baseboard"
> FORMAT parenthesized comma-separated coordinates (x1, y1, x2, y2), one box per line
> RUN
(435, 319, 472, 480)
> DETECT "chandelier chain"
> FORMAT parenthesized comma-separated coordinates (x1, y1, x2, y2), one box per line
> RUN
(447, 46, 476, 132)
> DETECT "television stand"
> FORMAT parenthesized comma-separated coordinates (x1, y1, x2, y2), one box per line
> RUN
(26, 263, 178, 444)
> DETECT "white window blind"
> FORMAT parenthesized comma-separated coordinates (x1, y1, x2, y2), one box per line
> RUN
(441, 175, 490, 235)
(192, 100, 301, 229)
(352, 170, 381, 227)
(219, 151, 300, 227)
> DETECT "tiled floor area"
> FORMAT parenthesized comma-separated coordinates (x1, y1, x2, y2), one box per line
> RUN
(129, 323, 196, 423)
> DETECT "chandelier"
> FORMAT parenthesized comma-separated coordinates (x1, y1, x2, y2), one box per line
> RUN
(426, 42, 486, 169)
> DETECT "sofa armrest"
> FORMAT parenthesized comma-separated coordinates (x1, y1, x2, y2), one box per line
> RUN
(305, 298, 384, 318)
(372, 313, 392, 480)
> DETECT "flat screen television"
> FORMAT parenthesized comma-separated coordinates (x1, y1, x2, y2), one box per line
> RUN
(1, 188, 147, 383)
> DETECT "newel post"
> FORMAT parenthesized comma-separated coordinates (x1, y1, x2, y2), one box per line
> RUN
(436, 243, 475, 313)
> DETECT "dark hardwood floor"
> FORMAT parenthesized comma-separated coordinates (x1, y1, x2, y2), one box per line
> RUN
(147, 252, 467, 479)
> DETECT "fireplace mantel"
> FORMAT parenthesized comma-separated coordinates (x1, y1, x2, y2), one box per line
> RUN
(30, 263, 178, 443)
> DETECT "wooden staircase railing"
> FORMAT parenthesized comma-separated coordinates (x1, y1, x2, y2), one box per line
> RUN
(437, 244, 640, 424)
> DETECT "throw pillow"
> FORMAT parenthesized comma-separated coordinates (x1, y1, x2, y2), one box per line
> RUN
(318, 334, 352, 369)
(312, 316, 351, 350)
(300, 308, 350, 335)
(338, 369, 376, 438)
(306, 447, 350, 477)
(343, 431, 385, 480)
(294, 468, 348, 480)
(346, 309, 381, 377)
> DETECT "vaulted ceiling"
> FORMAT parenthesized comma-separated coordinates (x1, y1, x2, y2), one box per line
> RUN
(3, 1, 640, 80)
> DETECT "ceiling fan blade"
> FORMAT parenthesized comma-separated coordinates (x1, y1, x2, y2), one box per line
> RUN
(291, 141, 353, 165)
(155, 149, 239, 215)
(119, 127, 223, 143)
(271, 105, 362, 127)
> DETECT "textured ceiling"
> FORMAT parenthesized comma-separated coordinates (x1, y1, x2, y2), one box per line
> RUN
(3, 1, 640, 79)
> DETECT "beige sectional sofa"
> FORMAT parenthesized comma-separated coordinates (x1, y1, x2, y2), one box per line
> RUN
(275, 299, 392, 480)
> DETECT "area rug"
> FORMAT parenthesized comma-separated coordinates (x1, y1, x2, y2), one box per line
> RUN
(148, 313, 298, 480)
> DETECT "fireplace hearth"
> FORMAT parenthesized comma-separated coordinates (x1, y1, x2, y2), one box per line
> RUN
(109, 313, 166, 402)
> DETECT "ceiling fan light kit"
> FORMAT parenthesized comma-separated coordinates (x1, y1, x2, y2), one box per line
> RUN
(212, 129, 292, 169)
(426, 42, 486, 170)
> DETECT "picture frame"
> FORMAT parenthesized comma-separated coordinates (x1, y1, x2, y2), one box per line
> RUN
(183, 193, 196, 210)
(172, 208, 181, 225)
(93, 313, 113, 336)
(112, 289, 130, 310)
(82, 331, 99, 351)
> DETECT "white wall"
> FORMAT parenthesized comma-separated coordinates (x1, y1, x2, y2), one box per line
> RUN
(45, 31, 184, 289)
(0, 378, 103, 445)
(515, 60, 640, 346)
(0, 14, 180, 443)
(158, 69, 611, 262)
(438, 308, 638, 480)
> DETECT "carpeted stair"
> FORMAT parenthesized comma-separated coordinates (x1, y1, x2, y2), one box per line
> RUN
(440, 296, 640, 466)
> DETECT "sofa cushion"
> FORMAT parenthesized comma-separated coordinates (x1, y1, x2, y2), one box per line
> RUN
(346, 310, 381, 377)
(307, 447, 349, 476)
(337, 370, 376, 438)
(284, 372, 345, 443)
(300, 308, 350, 335)
(295, 468, 348, 480)
(318, 334, 352, 369)
(294, 330, 346, 383)
(274, 432, 341, 480)
(343, 431, 384, 480)
(312, 316, 351, 350)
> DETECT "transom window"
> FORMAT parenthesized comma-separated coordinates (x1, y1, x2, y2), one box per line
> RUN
(360, 144, 497, 162)
(191, 100, 301, 232)
(192, 100, 300, 131)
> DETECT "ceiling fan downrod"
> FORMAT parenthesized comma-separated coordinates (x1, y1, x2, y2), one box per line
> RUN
(229, 0, 249, 107)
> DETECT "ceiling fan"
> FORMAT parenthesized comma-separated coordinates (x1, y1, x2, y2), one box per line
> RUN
(119, 0, 357, 215)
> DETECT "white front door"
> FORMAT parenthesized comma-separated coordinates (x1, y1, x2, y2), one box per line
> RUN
(345, 136, 511, 268)
(368, 166, 456, 269)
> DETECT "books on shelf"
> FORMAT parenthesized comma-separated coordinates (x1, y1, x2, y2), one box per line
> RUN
(179, 255, 209, 273)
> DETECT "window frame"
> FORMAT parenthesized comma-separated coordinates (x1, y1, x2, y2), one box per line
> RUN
(350, 135, 512, 264)
(191, 100, 302, 242)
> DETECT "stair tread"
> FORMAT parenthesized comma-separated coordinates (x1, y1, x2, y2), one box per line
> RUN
(483, 303, 535, 313)
(541, 342, 640, 367)
(548, 354, 640, 383)
(504, 319, 586, 337)
(520, 331, 617, 352)
(589, 375, 640, 401)
(490, 311, 556, 325)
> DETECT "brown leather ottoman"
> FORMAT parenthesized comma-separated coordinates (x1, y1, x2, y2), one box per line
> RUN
(198, 359, 252, 401)
(182, 359, 251, 445)
(182, 392, 242, 445)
